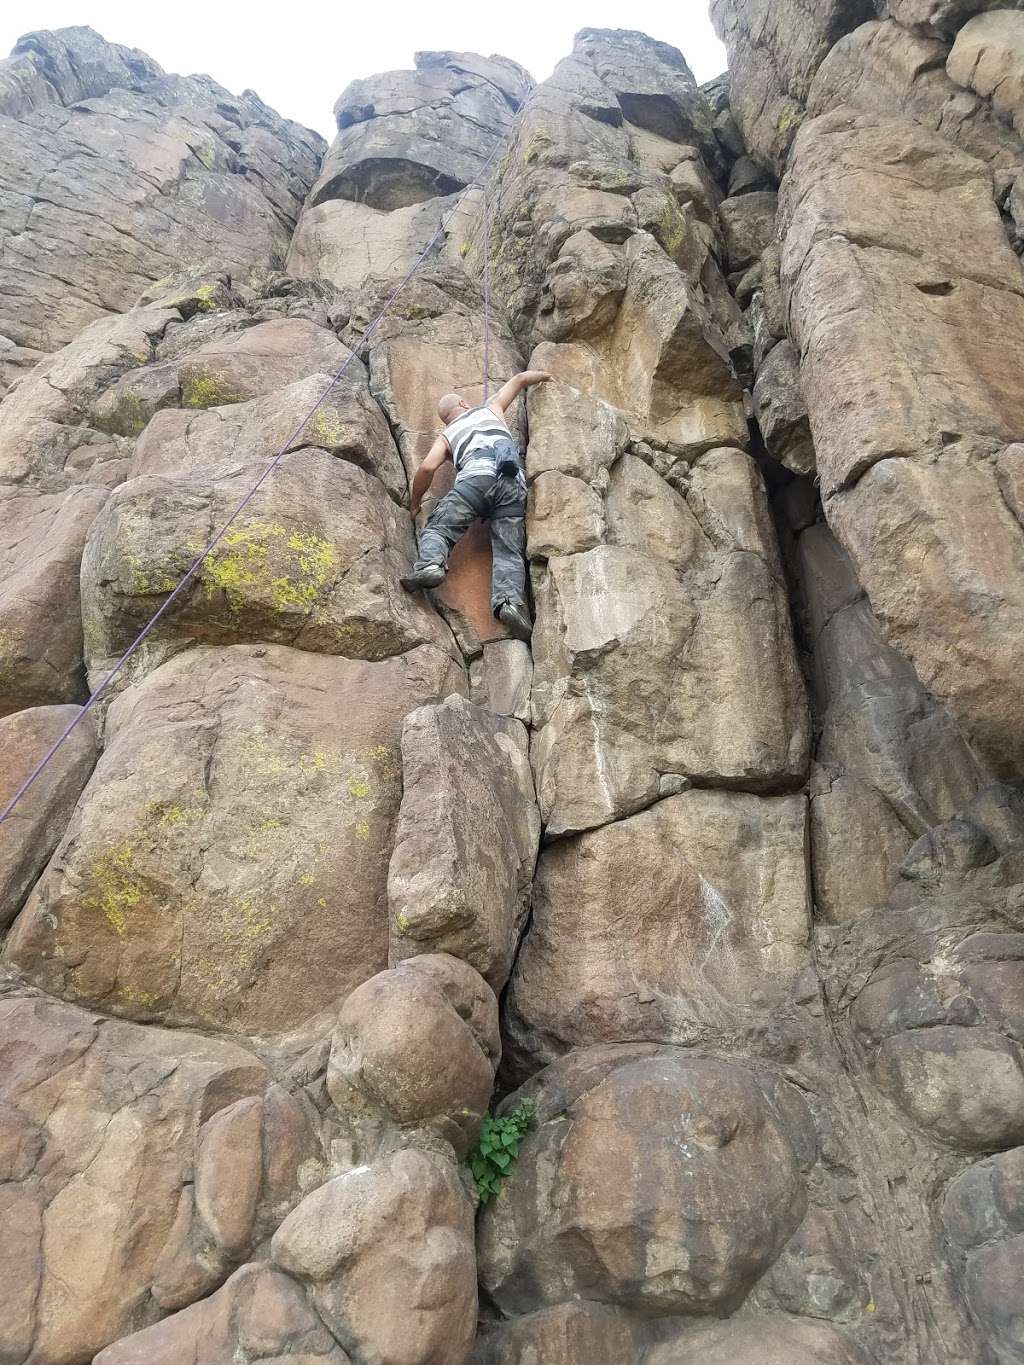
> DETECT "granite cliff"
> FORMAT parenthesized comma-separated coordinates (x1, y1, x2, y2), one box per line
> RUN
(0, 12, 1023, 1364)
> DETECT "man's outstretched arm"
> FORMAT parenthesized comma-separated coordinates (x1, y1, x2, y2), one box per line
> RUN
(410, 436, 451, 517)
(490, 370, 552, 415)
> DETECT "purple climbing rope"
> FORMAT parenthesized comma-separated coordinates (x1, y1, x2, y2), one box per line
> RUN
(0, 129, 512, 827)
(482, 181, 492, 402)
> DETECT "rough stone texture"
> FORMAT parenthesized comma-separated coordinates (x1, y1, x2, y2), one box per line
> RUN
(646, 1317, 874, 1364)
(82, 449, 452, 689)
(327, 954, 501, 1154)
(710, 0, 877, 172)
(719, 190, 779, 271)
(944, 1146, 1024, 1364)
(780, 107, 1024, 777)
(753, 337, 816, 475)
(809, 20, 1024, 166)
(94, 1263, 351, 1364)
(0, 988, 318, 1364)
(948, 9, 1024, 138)
(506, 789, 810, 1068)
(0, 485, 109, 715)
(272, 1147, 477, 1365)
(478, 1046, 812, 1317)
(4, 643, 465, 1032)
(387, 697, 539, 988)
(288, 51, 530, 291)
(530, 443, 809, 837)
(0, 28, 323, 362)
(0, 705, 97, 928)
(473, 1304, 645, 1364)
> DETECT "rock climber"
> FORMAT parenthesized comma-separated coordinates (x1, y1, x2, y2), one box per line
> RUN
(400, 370, 552, 641)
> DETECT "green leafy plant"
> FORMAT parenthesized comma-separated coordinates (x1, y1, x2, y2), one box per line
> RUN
(468, 1099, 534, 1204)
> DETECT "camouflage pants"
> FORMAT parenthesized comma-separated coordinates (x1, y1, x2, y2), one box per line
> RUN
(413, 472, 528, 614)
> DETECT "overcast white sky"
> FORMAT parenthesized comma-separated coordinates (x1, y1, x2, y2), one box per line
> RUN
(0, 2, 726, 140)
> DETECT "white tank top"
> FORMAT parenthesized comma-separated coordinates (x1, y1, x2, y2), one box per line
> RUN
(442, 405, 515, 479)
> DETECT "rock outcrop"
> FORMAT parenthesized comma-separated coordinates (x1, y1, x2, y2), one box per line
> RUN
(1, 12, 1023, 1365)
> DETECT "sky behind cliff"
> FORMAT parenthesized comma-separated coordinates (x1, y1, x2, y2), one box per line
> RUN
(1, 2, 727, 138)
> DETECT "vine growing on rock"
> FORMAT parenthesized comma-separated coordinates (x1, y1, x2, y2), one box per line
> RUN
(468, 1099, 534, 1204)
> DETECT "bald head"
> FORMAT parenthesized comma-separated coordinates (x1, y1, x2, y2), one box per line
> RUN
(437, 392, 468, 423)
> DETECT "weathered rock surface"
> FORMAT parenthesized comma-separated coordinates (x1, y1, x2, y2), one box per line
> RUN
(0, 485, 109, 714)
(272, 1147, 477, 1365)
(948, 10, 1024, 140)
(4, 642, 465, 1032)
(94, 1262, 351, 1364)
(0, 28, 323, 362)
(478, 1045, 813, 1317)
(0, 988, 318, 1363)
(387, 697, 539, 987)
(327, 953, 500, 1154)
(0, 705, 97, 927)
(506, 789, 810, 1068)
(780, 107, 1024, 776)
(288, 51, 530, 291)
(529, 441, 809, 836)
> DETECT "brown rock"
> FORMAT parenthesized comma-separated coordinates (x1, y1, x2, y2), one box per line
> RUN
(473, 1303, 645, 1364)
(948, 9, 1024, 139)
(530, 445, 808, 836)
(0, 486, 109, 715)
(527, 470, 605, 559)
(81, 450, 453, 690)
(272, 1147, 477, 1365)
(327, 954, 500, 1153)
(810, 20, 1024, 166)
(478, 1045, 811, 1316)
(753, 338, 816, 476)
(131, 369, 408, 505)
(719, 190, 779, 271)
(0, 31, 322, 357)
(177, 318, 353, 408)
(0, 990, 280, 1363)
(0, 705, 97, 927)
(94, 1262, 350, 1364)
(506, 789, 810, 1067)
(387, 696, 539, 987)
(780, 107, 1024, 494)
(4, 642, 465, 1032)
(646, 1316, 873, 1364)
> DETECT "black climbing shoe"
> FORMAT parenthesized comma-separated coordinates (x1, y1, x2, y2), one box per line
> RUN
(498, 601, 533, 642)
(401, 564, 446, 591)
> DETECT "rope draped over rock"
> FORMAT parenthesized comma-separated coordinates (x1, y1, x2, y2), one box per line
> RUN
(0, 129, 512, 829)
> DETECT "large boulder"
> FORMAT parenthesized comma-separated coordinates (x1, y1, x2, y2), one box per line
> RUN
(478, 1045, 813, 1317)
(82, 451, 452, 689)
(0, 705, 97, 927)
(4, 642, 465, 1032)
(0, 989, 317, 1364)
(0, 28, 323, 360)
(473, 1304, 645, 1365)
(948, 9, 1024, 139)
(506, 789, 810, 1068)
(272, 1147, 477, 1365)
(387, 696, 539, 987)
(326, 954, 500, 1154)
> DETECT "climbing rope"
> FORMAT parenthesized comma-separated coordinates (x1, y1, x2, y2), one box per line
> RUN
(0, 126, 512, 827)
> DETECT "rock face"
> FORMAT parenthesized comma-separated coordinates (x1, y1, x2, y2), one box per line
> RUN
(0, 27, 323, 376)
(2, 11, 1024, 1365)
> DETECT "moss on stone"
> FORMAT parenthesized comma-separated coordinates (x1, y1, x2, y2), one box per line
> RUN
(85, 841, 143, 937)
(181, 371, 245, 409)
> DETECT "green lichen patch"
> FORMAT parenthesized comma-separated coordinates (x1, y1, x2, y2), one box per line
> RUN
(84, 841, 143, 937)
(181, 370, 246, 409)
(197, 520, 336, 616)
